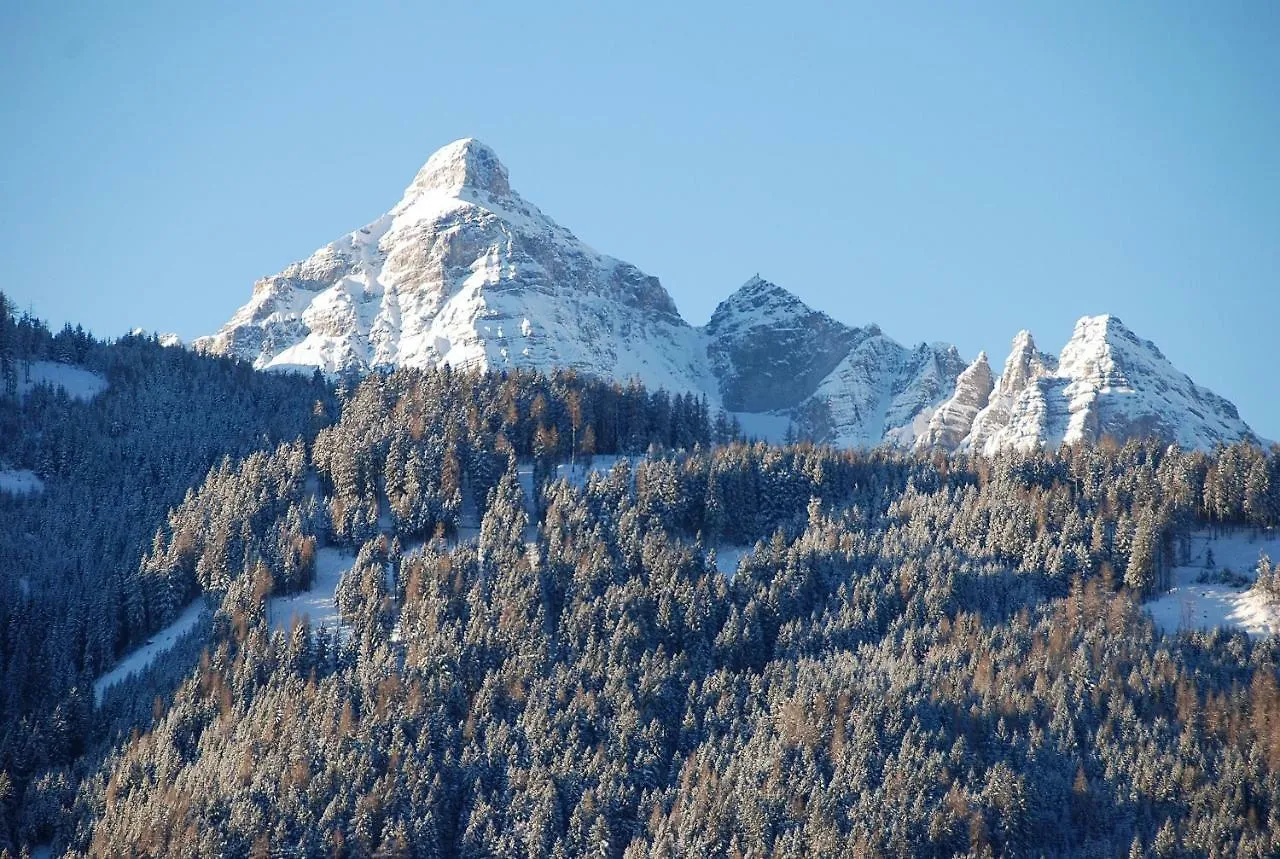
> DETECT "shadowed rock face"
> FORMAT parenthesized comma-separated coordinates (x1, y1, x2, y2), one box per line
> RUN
(702, 278, 969, 446)
(704, 277, 862, 412)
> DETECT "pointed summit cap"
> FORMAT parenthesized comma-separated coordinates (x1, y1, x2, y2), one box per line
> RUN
(403, 138, 511, 199)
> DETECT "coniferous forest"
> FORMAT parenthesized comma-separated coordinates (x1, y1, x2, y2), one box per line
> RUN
(2, 294, 1280, 857)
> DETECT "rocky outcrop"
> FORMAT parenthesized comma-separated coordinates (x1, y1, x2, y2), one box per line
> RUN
(916, 352, 994, 451)
(948, 317, 1256, 454)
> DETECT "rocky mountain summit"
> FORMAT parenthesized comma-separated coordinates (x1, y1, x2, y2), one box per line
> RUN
(199, 139, 1257, 453)
(917, 316, 1257, 454)
(194, 138, 713, 396)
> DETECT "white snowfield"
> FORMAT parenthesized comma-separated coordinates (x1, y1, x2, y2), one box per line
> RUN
(1146, 530, 1280, 637)
(18, 361, 108, 401)
(0, 468, 44, 495)
(268, 546, 354, 633)
(93, 599, 208, 704)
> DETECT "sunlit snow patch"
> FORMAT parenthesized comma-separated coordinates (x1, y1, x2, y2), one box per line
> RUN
(712, 544, 756, 580)
(268, 546, 355, 633)
(1146, 530, 1280, 637)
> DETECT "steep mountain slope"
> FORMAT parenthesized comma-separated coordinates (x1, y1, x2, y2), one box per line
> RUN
(703, 276, 862, 412)
(702, 278, 968, 446)
(918, 315, 1257, 454)
(806, 335, 968, 447)
(195, 139, 715, 396)
(916, 352, 995, 450)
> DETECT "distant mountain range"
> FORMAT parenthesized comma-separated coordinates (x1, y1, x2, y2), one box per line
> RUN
(197, 139, 1258, 453)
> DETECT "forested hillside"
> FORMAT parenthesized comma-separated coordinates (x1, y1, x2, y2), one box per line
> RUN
(3, 295, 1280, 857)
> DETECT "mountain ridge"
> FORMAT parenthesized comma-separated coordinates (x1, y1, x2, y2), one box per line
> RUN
(197, 139, 1258, 453)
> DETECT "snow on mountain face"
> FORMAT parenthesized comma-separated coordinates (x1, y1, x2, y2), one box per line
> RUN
(921, 316, 1256, 454)
(704, 276, 861, 412)
(917, 352, 994, 451)
(195, 139, 712, 396)
(703, 278, 968, 444)
(797, 333, 968, 448)
(197, 139, 1256, 454)
(956, 331, 1058, 454)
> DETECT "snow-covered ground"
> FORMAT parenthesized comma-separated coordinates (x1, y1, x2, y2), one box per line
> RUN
(18, 361, 108, 401)
(552, 455, 629, 488)
(731, 412, 791, 443)
(94, 599, 208, 704)
(711, 543, 756, 579)
(0, 468, 43, 495)
(268, 547, 354, 633)
(1146, 530, 1280, 637)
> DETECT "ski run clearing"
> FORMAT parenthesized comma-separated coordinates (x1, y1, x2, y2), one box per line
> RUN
(268, 546, 354, 634)
(18, 360, 108, 401)
(93, 599, 209, 704)
(1146, 529, 1280, 637)
(0, 468, 44, 495)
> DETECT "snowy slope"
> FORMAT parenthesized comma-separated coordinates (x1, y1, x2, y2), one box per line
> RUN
(805, 333, 967, 448)
(0, 468, 44, 495)
(920, 316, 1256, 454)
(1146, 530, 1280, 637)
(268, 547, 355, 633)
(94, 599, 209, 704)
(17, 361, 108, 401)
(196, 139, 715, 397)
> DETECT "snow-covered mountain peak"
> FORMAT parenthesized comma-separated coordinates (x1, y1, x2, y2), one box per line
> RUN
(706, 276, 832, 335)
(1060, 314, 1167, 370)
(400, 137, 511, 201)
(998, 329, 1058, 390)
(196, 138, 701, 385)
(915, 349, 996, 451)
(1055, 314, 1175, 397)
(704, 276, 864, 412)
(196, 140, 1257, 454)
(923, 314, 1256, 454)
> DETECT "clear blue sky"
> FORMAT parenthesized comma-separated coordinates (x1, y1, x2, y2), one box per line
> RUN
(2, 1, 1277, 438)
